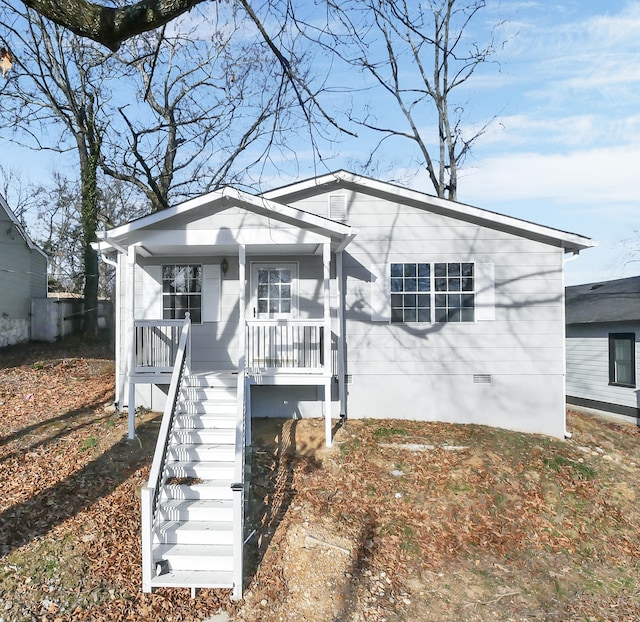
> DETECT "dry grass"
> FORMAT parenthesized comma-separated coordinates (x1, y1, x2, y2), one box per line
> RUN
(1, 340, 639, 621)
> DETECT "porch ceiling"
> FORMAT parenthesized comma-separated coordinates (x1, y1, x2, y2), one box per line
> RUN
(135, 242, 326, 257)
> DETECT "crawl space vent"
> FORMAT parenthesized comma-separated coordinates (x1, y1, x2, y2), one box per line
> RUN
(473, 374, 492, 384)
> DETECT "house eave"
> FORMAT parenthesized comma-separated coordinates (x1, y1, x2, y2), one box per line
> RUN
(92, 186, 356, 255)
(264, 170, 596, 253)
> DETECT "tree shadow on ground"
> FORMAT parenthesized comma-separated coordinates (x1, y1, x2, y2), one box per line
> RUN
(0, 336, 112, 369)
(0, 413, 159, 557)
(243, 418, 322, 589)
(0, 389, 114, 459)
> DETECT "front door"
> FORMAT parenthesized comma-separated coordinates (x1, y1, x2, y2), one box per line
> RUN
(250, 263, 298, 319)
(249, 263, 299, 367)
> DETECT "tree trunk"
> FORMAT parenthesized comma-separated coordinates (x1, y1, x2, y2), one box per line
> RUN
(80, 141, 100, 337)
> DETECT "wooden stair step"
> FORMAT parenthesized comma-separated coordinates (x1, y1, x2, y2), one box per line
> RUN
(165, 460, 236, 481)
(150, 569, 234, 589)
(174, 414, 236, 429)
(153, 543, 234, 571)
(181, 386, 237, 400)
(154, 519, 233, 545)
(171, 428, 236, 444)
(158, 498, 233, 522)
(168, 443, 236, 462)
(183, 377, 237, 391)
(160, 481, 235, 501)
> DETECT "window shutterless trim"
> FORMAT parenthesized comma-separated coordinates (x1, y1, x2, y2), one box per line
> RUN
(608, 332, 636, 388)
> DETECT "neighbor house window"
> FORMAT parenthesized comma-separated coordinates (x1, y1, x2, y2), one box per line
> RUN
(609, 333, 636, 387)
(162, 264, 202, 323)
(390, 263, 431, 323)
(434, 262, 475, 322)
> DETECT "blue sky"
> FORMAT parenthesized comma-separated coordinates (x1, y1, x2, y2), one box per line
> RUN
(453, 0, 640, 285)
(2, 1, 639, 286)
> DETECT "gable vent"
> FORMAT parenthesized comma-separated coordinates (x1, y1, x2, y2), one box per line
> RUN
(329, 194, 347, 222)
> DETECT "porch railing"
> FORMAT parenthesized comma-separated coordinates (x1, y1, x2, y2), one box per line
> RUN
(246, 319, 324, 371)
(134, 319, 185, 373)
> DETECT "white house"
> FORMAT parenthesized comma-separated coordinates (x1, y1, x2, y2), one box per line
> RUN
(93, 171, 594, 598)
(566, 276, 640, 420)
(0, 194, 47, 347)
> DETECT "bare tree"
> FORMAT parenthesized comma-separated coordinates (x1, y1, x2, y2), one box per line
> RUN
(102, 9, 298, 211)
(0, 165, 32, 224)
(0, 3, 116, 335)
(321, 0, 500, 200)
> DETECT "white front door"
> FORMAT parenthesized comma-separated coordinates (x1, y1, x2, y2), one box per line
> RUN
(251, 263, 298, 319)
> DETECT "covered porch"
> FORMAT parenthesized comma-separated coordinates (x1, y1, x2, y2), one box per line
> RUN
(94, 187, 356, 447)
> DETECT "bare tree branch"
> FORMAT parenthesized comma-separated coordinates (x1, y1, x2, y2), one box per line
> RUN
(18, 0, 207, 50)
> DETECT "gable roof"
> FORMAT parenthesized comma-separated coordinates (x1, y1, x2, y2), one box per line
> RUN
(565, 276, 640, 325)
(0, 193, 48, 260)
(94, 186, 356, 254)
(263, 170, 596, 254)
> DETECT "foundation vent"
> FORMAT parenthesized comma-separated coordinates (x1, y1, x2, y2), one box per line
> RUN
(473, 374, 492, 384)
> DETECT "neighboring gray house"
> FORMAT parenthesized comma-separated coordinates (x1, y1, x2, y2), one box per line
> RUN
(566, 276, 640, 419)
(93, 171, 594, 596)
(0, 194, 47, 347)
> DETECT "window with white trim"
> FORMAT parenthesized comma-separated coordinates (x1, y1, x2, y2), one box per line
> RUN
(434, 262, 475, 323)
(389, 261, 475, 324)
(162, 264, 202, 323)
(609, 333, 635, 387)
(390, 262, 431, 323)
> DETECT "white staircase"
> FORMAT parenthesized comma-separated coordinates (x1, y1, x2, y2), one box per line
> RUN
(149, 373, 240, 591)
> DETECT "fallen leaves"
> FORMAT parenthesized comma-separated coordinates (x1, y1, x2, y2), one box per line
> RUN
(1, 340, 640, 621)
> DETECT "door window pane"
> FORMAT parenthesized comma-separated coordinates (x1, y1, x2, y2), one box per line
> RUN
(257, 266, 295, 317)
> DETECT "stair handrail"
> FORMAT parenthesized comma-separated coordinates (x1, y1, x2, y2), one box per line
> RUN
(141, 313, 191, 592)
(231, 354, 247, 600)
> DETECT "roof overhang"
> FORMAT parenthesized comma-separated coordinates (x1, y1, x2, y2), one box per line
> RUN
(264, 170, 597, 254)
(0, 193, 49, 261)
(93, 186, 356, 257)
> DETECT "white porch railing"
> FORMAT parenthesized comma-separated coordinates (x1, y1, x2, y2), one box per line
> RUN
(134, 319, 185, 373)
(246, 320, 325, 371)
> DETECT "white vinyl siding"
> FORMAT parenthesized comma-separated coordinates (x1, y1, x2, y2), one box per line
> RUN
(291, 189, 567, 438)
(202, 264, 221, 322)
(567, 323, 640, 411)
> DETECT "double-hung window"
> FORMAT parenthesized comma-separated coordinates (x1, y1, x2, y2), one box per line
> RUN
(434, 262, 475, 323)
(609, 333, 636, 387)
(390, 263, 431, 323)
(389, 261, 475, 324)
(162, 264, 202, 323)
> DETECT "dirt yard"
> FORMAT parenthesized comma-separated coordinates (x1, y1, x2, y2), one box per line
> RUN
(1, 339, 639, 621)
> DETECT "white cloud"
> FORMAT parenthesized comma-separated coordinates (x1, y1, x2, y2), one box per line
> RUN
(460, 145, 640, 209)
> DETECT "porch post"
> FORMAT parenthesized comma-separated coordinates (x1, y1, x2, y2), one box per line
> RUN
(336, 250, 346, 418)
(323, 242, 332, 447)
(238, 245, 250, 446)
(127, 245, 137, 440)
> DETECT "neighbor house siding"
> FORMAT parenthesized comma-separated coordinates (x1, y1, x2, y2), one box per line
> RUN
(566, 322, 640, 415)
(0, 203, 47, 346)
(290, 189, 567, 437)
